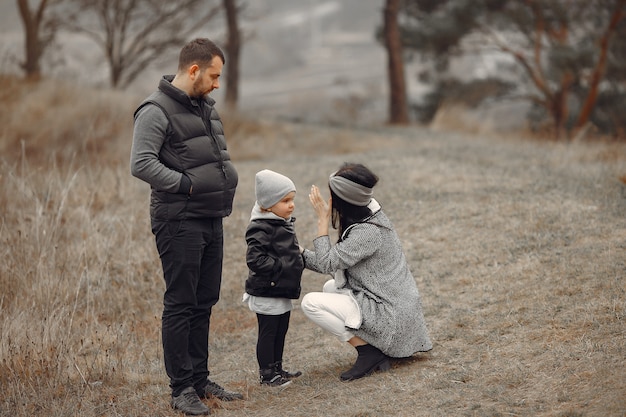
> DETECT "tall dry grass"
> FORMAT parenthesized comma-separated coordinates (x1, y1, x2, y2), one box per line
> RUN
(0, 75, 165, 415)
(1, 75, 625, 417)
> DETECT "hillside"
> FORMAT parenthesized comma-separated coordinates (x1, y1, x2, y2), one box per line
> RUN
(0, 77, 625, 416)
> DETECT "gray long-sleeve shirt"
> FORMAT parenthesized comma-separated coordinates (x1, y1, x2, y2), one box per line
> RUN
(130, 104, 184, 193)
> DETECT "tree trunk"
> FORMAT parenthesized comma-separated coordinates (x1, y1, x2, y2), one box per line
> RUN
(17, 0, 48, 80)
(383, 0, 409, 124)
(223, 0, 240, 111)
(573, 0, 625, 133)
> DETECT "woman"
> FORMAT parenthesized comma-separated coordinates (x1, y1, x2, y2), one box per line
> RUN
(301, 162, 432, 381)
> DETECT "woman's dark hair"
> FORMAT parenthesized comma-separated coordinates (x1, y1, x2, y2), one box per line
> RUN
(329, 163, 379, 239)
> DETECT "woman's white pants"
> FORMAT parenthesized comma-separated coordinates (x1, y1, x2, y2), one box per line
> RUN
(301, 279, 360, 342)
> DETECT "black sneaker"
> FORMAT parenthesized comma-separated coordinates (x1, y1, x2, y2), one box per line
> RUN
(280, 368, 302, 379)
(171, 386, 210, 415)
(274, 361, 302, 379)
(261, 373, 292, 387)
(197, 379, 243, 401)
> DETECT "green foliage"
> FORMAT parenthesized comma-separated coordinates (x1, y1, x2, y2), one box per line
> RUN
(412, 78, 514, 123)
(605, 14, 626, 82)
(400, 0, 479, 67)
(398, 0, 626, 137)
(590, 90, 626, 137)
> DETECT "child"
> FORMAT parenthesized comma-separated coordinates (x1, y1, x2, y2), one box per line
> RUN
(243, 169, 305, 387)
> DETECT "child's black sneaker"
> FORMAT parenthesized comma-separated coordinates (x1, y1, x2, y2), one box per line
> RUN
(260, 368, 292, 388)
(274, 361, 302, 379)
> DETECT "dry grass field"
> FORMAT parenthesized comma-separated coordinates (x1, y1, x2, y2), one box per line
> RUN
(1, 75, 624, 417)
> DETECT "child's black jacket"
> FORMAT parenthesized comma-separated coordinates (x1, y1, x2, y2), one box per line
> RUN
(245, 217, 304, 299)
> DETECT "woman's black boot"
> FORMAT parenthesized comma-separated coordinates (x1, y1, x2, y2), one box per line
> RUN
(274, 361, 302, 379)
(340, 344, 390, 381)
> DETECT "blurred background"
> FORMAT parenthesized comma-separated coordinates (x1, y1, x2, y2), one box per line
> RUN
(2, 0, 625, 139)
(1, 0, 391, 124)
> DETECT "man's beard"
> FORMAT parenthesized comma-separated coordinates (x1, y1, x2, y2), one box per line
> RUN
(190, 77, 207, 99)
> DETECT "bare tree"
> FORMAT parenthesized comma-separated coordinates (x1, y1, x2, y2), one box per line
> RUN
(17, 0, 59, 80)
(398, 0, 626, 139)
(486, 0, 626, 138)
(61, 0, 222, 88)
(383, 0, 409, 125)
(574, 0, 625, 132)
(222, 0, 241, 111)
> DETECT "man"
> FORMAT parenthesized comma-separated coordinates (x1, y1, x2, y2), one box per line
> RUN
(131, 38, 241, 416)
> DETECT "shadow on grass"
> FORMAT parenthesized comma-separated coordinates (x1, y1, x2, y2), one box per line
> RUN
(390, 352, 433, 371)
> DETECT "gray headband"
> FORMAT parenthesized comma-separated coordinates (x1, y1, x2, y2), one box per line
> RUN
(329, 173, 373, 206)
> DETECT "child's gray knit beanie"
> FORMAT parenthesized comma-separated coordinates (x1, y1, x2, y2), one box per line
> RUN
(255, 169, 296, 209)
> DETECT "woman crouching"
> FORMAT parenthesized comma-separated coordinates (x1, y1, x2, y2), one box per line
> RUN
(300, 162, 432, 381)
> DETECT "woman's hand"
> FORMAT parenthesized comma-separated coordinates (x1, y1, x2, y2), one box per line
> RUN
(309, 185, 331, 237)
(309, 185, 330, 218)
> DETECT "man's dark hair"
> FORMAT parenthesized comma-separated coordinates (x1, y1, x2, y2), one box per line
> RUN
(178, 38, 225, 71)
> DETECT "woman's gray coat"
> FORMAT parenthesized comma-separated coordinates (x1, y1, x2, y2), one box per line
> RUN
(302, 207, 432, 357)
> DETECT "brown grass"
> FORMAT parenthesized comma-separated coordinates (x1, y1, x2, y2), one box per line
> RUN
(1, 75, 625, 417)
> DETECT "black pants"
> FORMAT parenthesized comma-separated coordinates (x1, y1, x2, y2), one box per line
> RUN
(256, 311, 291, 370)
(152, 218, 223, 396)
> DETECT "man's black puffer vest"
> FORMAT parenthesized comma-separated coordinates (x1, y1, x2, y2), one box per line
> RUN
(135, 76, 238, 221)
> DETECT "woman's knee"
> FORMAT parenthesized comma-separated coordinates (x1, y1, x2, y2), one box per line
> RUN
(300, 292, 319, 316)
(322, 279, 337, 293)
(301, 292, 334, 323)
